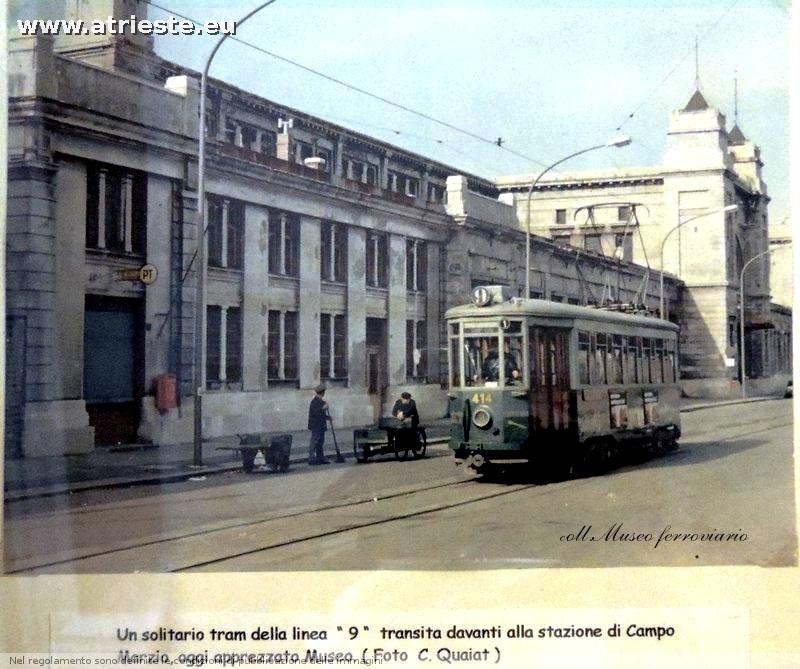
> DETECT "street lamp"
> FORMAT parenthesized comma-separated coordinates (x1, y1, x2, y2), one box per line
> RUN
(524, 135, 631, 298)
(658, 204, 738, 320)
(193, 0, 278, 466)
(739, 242, 792, 398)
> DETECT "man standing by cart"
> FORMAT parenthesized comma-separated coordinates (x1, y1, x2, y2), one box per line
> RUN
(307, 384, 330, 465)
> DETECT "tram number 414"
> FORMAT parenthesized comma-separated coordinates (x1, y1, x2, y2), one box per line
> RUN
(471, 392, 493, 404)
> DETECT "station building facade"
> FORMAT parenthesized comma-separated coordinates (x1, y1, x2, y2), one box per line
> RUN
(8, 3, 745, 459)
(495, 90, 791, 398)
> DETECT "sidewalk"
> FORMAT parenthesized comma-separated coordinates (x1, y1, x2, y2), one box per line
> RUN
(3, 420, 453, 502)
(3, 396, 782, 502)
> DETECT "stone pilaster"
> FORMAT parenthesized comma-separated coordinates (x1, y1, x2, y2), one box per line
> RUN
(387, 234, 407, 384)
(144, 175, 173, 387)
(242, 203, 269, 390)
(299, 216, 322, 388)
(347, 227, 367, 389)
(425, 241, 441, 382)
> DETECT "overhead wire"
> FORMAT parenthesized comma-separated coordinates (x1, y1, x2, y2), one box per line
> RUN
(144, 0, 556, 172)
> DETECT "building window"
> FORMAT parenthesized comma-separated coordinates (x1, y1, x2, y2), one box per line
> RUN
(728, 316, 737, 347)
(366, 164, 379, 186)
(320, 313, 347, 379)
(406, 320, 427, 381)
(224, 118, 241, 146)
(226, 307, 242, 383)
(207, 196, 244, 270)
(260, 130, 277, 156)
(294, 140, 313, 165)
(206, 305, 241, 388)
(406, 239, 428, 292)
(268, 209, 300, 277)
(321, 222, 347, 283)
(206, 305, 222, 386)
(316, 147, 332, 173)
(585, 234, 603, 254)
(618, 205, 632, 222)
(614, 233, 633, 261)
(86, 163, 147, 254)
(267, 310, 299, 384)
(240, 124, 258, 151)
(427, 183, 445, 204)
(366, 231, 389, 288)
(388, 170, 419, 198)
(555, 209, 567, 225)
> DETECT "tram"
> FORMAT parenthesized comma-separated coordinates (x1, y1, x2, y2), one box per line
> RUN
(446, 285, 681, 476)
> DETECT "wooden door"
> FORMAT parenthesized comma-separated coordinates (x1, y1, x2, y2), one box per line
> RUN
(530, 328, 570, 431)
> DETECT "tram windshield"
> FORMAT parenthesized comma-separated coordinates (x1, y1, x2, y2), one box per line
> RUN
(451, 320, 526, 388)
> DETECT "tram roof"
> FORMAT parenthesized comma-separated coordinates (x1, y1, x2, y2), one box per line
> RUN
(445, 298, 680, 333)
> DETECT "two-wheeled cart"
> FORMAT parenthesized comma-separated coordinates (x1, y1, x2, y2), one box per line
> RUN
(352, 417, 427, 463)
(218, 433, 293, 473)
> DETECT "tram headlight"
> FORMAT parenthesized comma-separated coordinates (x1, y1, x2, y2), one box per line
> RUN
(472, 406, 493, 430)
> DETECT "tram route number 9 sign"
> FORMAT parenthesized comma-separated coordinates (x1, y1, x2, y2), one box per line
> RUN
(116, 264, 158, 285)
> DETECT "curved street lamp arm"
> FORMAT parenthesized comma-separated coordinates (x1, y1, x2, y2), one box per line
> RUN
(523, 141, 620, 297)
(525, 143, 607, 203)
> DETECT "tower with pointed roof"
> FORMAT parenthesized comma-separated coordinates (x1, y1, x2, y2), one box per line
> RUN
(495, 83, 782, 398)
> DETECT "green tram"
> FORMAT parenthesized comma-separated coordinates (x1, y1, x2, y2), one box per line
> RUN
(446, 286, 681, 476)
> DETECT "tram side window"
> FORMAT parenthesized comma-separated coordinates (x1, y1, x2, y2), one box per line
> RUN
(577, 332, 591, 385)
(624, 336, 639, 383)
(505, 327, 524, 386)
(665, 340, 676, 382)
(640, 337, 651, 383)
(652, 339, 663, 383)
(609, 335, 624, 385)
(592, 334, 608, 385)
(449, 337, 461, 388)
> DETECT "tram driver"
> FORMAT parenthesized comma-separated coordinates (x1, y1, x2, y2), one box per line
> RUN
(481, 346, 521, 384)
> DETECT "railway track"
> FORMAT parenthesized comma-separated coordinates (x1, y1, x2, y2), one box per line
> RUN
(8, 474, 550, 574)
(7, 408, 791, 574)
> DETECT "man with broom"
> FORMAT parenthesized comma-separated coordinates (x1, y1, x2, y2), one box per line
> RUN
(307, 384, 331, 465)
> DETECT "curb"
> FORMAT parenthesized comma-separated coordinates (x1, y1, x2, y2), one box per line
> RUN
(4, 437, 452, 503)
(680, 396, 779, 413)
(3, 398, 781, 502)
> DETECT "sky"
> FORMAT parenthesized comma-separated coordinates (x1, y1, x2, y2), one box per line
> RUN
(126, 1, 791, 225)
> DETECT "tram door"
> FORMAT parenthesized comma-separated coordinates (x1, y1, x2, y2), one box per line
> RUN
(529, 328, 570, 431)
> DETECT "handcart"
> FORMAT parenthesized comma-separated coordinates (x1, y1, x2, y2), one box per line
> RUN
(352, 417, 427, 463)
(220, 433, 293, 473)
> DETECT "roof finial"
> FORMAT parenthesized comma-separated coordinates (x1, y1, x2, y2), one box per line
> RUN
(694, 36, 701, 90)
(734, 69, 739, 123)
